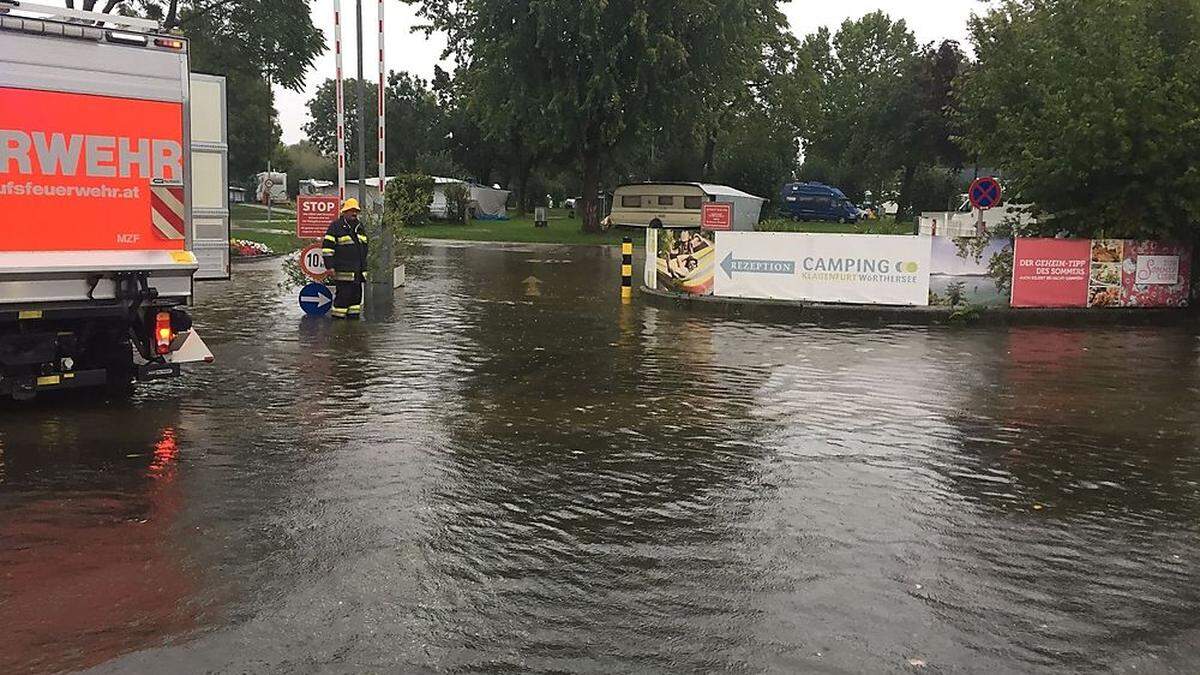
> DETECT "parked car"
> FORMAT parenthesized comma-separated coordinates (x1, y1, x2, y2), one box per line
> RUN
(780, 182, 860, 223)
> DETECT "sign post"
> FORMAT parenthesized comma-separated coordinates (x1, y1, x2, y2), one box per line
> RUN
(701, 202, 734, 231)
(296, 195, 340, 239)
(968, 176, 1002, 238)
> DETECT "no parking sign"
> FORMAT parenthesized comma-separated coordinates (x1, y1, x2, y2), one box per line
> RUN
(969, 176, 1002, 210)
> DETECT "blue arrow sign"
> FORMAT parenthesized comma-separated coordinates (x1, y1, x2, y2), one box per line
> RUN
(299, 282, 333, 317)
(720, 252, 796, 278)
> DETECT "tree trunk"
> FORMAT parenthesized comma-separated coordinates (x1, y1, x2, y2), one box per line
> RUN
(515, 160, 533, 215)
(580, 152, 602, 233)
(701, 130, 718, 181)
(896, 164, 917, 221)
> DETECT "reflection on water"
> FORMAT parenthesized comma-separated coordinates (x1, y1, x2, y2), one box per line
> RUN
(1, 244, 1199, 673)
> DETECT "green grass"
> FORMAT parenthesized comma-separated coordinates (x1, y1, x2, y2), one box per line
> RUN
(413, 211, 634, 246)
(231, 203, 295, 221)
(757, 217, 915, 235)
(231, 231, 308, 256)
(232, 215, 308, 255)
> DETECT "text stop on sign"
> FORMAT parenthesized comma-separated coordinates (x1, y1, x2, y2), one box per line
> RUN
(297, 195, 340, 239)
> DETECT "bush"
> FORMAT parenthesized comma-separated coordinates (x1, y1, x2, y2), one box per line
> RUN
(443, 182, 471, 224)
(384, 173, 434, 229)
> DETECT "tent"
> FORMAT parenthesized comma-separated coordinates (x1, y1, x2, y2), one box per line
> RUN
(311, 176, 511, 220)
(431, 177, 511, 220)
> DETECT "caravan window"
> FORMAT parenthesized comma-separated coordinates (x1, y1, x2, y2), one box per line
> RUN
(621, 195, 641, 208)
(684, 196, 703, 209)
(658, 196, 674, 206)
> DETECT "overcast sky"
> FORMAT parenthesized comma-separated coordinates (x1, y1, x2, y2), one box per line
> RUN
(275, 0, 987, 144)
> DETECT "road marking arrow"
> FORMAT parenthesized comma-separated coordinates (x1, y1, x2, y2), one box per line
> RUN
(720, 252, 796, 278)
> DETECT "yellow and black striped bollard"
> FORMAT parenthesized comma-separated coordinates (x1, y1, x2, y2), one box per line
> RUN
(621, 237, 633, 302)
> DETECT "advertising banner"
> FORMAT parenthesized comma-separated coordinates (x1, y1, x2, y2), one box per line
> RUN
(1010, 238, 1091, 307)
(656, 228, 715, 295)
(1013, 238, 1191, 308)
(714, 232, 931, 306)
(0, 87, 185, 251)
(297, 195, 340, 239)
(930, 236, 1010, 276)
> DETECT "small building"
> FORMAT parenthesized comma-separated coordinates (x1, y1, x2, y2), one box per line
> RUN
(609, 183, 766, 230)
(228, 186, 246, 204)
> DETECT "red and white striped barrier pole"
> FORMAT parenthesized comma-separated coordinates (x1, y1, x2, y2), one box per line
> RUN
(376, 0, 385, 198)
(333, 0, 346, 201)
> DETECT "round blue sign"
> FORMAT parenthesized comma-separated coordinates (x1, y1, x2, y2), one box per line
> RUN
(299, 282, 333, 317)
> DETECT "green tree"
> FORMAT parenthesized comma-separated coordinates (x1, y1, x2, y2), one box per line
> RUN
(274, 140, 337, 196)
(408, 0, 791, 232)
(304, 72, 450, 179)
(796, 13, 919, 201)
(384, 174, 435, 228)
(959, 0, 1200, 241)
(885, 40, 968, 216)
(95, 0, 326, 184)
(305, 78, 380, 179)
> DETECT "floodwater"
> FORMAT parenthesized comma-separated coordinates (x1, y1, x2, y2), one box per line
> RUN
(2, 241, 1200, 673)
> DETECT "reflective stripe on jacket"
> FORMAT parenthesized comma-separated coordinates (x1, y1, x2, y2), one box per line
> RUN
(321, 215, 369, 274)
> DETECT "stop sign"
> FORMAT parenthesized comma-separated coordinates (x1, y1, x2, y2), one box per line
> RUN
(296, 195, 340, 238)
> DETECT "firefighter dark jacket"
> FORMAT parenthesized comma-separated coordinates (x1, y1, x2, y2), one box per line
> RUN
(321, 215, 369, 278)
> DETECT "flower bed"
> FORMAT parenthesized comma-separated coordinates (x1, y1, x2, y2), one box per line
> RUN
(230, 238, 276, 258)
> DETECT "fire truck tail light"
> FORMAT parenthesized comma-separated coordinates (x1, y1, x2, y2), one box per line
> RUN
(154, 37, 184, 50)
(154, 311, 173, 355)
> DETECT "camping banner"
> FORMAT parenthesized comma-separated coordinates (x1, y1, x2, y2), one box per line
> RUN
(714, 232, 931, 306)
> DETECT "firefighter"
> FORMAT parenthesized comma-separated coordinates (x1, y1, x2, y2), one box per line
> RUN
(321, 198, 369, 319)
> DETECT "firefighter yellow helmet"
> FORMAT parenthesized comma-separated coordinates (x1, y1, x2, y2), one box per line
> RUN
(340, 198, 361, 213)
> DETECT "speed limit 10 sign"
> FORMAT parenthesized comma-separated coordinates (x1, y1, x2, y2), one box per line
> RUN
(299, 243, 331, 281)
(296, 195, 340, 239)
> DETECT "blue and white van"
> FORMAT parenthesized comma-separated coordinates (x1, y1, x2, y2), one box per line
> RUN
(780, 182, 860, 223)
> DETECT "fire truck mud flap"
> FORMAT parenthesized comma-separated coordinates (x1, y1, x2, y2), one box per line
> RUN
(138, 330, 213, 381)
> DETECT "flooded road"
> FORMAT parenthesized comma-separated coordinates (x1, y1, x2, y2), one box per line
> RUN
(3, 241, 1200, 673)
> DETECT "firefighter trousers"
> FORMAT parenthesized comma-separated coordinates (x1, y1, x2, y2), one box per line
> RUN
(332, 280, 363, 319)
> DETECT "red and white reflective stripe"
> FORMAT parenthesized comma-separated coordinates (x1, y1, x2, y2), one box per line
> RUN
(150, 184, 185, 240)
(377, 0, 385, 195)
(333, 0, 346, 201)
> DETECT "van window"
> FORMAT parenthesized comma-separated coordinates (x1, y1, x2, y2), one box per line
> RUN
(621, 195, 641, 208)
(684, 196, 703, 209)
(658, 196, 674, 206)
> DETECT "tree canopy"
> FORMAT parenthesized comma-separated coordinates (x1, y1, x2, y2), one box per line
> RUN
(406, 0, 792, 231)
(304, 73, 458, 180)
(959, 0, 1200, 241)
(95, 0, 327, 184)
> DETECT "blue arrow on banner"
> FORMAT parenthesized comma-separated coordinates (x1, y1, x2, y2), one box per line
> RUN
(720, 252, 796, 278)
